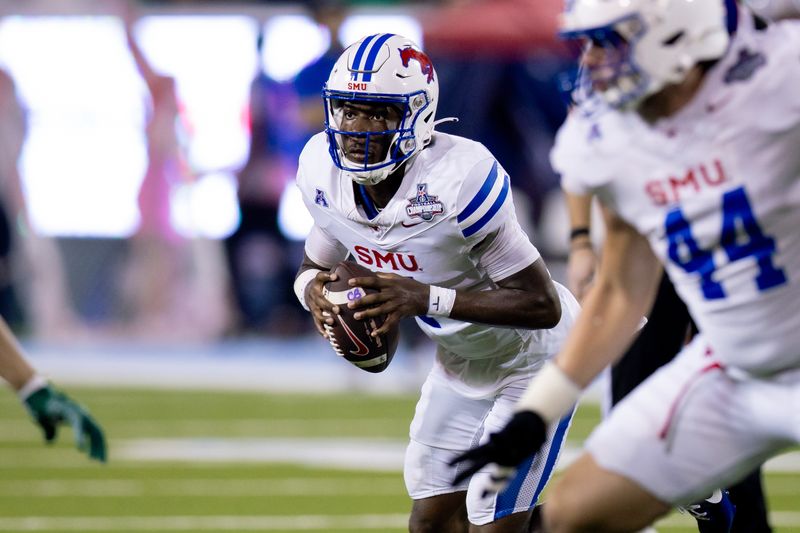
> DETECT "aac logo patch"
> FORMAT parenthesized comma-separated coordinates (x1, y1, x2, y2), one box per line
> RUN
(315, 188, 329, 208)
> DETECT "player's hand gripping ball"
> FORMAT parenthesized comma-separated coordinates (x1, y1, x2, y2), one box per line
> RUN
(322, 261, 399, 373)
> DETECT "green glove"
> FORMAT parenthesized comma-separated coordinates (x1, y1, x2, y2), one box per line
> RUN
(23, 384, 107, 462)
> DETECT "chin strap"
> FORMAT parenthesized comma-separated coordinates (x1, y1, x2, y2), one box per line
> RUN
(346, 168, 392, 186)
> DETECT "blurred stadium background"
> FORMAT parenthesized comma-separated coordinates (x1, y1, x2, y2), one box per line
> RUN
(0, 0, 797, 531)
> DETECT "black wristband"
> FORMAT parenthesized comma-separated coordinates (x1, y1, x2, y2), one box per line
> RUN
(569, 227, 590, 241)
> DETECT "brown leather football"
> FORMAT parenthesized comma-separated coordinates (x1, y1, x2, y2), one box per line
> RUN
(322, 261, 399, 373)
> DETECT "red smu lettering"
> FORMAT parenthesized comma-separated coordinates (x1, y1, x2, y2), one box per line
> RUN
(352, 245, 420, 272)
(645, 181, 669, 206)
(644, 159, 729, 206)
(668, 169, 700, 199)
(700, 160, 727, 186)
(373, 250, 398, 270)
(397, 254, 419, 271)
(347, 82, 368, 90)
(354, 245, 373, 265)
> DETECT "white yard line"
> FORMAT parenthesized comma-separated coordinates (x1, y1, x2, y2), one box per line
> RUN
(2, 512, 800, 531)
(0, 478, 402, 497)
(116, 437, 409, 471)
(0, 514, 410, 531)
(115, 438, 800, 474)
(4, 435, 799, 476)
(21, 340, 431, 394)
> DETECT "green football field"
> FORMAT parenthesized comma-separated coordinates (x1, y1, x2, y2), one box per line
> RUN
(0, 386, 797, 532)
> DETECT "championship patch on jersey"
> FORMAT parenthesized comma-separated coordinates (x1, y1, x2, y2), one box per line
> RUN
(315, 188, 329, 208)
(405, 183, 444, 222)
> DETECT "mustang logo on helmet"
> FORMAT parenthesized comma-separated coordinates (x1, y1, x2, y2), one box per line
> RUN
(399, 47, 435, 84)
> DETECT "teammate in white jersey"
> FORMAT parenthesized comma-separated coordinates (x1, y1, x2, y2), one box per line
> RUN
(451, 0, 800, 531)
(293, 34, 579, 531)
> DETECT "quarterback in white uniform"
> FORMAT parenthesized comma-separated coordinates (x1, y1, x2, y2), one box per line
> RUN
(293, 34, 579, 531)
(452, 1, 800, 532)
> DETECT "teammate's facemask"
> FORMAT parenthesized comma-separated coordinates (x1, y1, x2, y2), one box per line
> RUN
(559, 0, 732, 109)
(323, 34, 439, 186)
(563, 24, 642, 109)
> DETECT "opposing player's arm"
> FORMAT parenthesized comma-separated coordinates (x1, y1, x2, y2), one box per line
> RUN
(0, 320, 35, 391)
(0, 318, 106, 462)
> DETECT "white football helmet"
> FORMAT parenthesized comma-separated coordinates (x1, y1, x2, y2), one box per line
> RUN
(561, 0, 735, 108)
(323, 34, 439, 185)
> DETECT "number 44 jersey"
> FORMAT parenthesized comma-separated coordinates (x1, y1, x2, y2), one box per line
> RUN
(553, 20, 800, 375)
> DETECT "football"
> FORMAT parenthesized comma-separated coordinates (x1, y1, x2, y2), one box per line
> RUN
(322, 261, 399, 373)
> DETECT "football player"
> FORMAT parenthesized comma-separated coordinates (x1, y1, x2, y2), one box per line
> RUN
(0, 317, 106, 462)
(451, 0, 800, 531)
(293, 34, 580, 532)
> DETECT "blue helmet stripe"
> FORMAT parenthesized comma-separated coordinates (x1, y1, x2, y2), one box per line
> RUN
(362, 33, 395, 82)
(461, 175, 510, 238)
(351, 34, 377, 81)
(457, 161, 499, 223)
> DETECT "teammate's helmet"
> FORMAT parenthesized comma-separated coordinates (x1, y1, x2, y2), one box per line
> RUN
(561, 0, 733, 108)
(323, 34, 439, 185)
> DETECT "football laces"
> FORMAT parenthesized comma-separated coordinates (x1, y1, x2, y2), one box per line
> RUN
(322, 313, 345, 357)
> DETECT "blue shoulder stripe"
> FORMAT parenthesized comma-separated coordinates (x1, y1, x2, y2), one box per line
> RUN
(461, 175, 510, 238)
(362, 33, 395, 81)
(457, 161, 498, 223)
(351, 34, 377, 81)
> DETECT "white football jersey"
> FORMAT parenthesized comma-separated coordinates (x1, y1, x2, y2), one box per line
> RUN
(552, 20, 800, 375)
(298, 131, 577, 392)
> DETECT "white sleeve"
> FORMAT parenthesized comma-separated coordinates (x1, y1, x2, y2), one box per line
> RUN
(551, 116, 593, 196)
(550, 108, 622, 196)
(748, 0, 800, 21)
(304, 225, 348, 269)
(773, 21, 800, 120)
(477, 218, 541, 282)
(742, 20, 800, 131)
